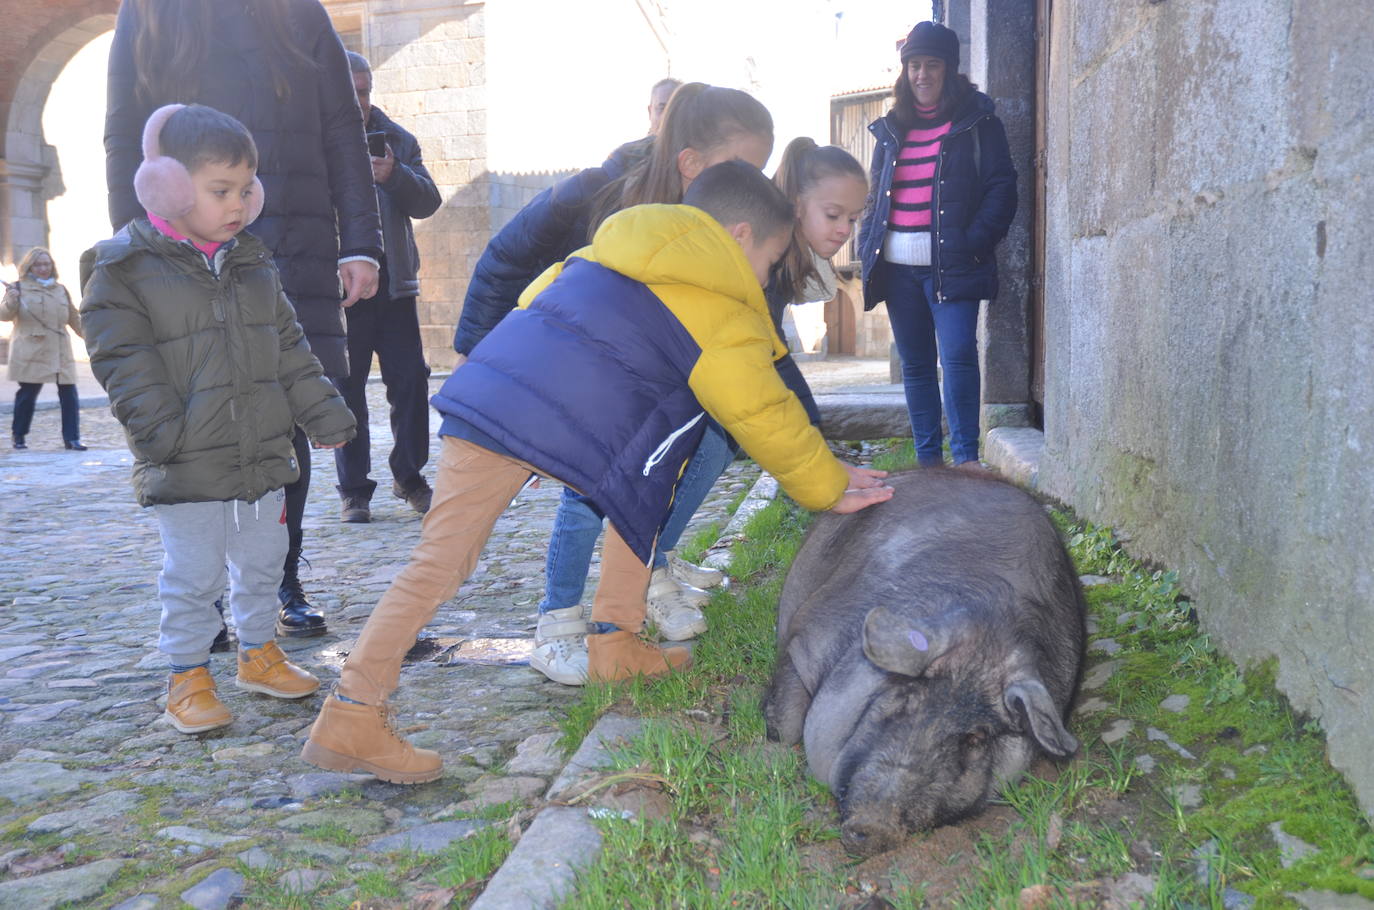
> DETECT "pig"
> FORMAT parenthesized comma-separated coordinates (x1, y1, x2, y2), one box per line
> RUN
(764, 468, 1086, 856)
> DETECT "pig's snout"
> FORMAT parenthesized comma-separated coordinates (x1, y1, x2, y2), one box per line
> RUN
(840, 815, 905, 857)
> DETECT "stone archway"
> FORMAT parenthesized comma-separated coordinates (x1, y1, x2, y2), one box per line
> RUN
(0, 3, 117, 267)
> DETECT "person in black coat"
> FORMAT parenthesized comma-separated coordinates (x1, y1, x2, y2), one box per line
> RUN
(105, 0, 384, 639)
(333, 52, 443, 524)
(857, 21, 1018, 470)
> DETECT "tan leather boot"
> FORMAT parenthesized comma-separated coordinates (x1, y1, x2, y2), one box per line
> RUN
(587, 630, 693, 682)
(165, 666, 232, 734)
(300, 695, 443, 784)
(236, 641, 320, 699)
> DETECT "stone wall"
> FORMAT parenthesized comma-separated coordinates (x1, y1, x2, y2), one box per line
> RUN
(1038, 0, 1374, 816)
(348, 0, 487, 370)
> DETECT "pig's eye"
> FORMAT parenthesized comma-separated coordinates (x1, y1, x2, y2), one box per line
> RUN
(962, 729, 990, 752)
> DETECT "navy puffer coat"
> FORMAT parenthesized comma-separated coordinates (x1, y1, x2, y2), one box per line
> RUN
(104, 0, 383, 379)
(453, 138, 652, 356)
(858, 90, 1017, 307)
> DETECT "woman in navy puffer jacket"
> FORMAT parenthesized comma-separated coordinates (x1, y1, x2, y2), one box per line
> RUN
(858, 21, 1017, 468)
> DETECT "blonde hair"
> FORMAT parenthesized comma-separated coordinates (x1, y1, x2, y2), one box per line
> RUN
(17, 247, 57, 281)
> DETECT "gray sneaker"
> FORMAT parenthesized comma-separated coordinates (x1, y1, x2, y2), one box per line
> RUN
(666, 550, 727, 589)
(646, 568, 708, 641)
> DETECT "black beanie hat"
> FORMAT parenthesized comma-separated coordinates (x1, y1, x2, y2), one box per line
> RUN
(900, 21, 959, 71)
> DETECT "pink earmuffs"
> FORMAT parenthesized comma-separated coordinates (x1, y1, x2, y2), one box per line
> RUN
(134, 104, 265, 225)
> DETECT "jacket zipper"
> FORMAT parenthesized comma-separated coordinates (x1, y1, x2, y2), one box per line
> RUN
(931, 113, 987, 302)
(642, 413, 705, 477)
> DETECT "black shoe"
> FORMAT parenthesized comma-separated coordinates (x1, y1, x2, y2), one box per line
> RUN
(393, 479, 433, 515)
(12, 436, 26, 450)
(64, 440, 88, 451)
(209, 598, 234, 653)
(277, 576, 327, 638)
(340, 495, 371, 523)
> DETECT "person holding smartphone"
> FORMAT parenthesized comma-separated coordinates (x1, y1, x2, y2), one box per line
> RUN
(332, 51, 443, 524)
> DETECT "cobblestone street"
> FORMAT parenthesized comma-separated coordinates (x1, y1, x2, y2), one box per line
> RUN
(0, 359, 892, 907)
(0, 371, 780, 908)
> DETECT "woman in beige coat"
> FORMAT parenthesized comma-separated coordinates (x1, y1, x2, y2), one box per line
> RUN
(2, 247, 85, 450)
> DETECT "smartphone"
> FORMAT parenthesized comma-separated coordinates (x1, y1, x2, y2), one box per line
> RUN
(366, 131, 387, 158)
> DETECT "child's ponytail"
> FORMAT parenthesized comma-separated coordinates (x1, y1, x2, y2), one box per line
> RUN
(772, 138, 867, 302)
(589, 83, 774, 236)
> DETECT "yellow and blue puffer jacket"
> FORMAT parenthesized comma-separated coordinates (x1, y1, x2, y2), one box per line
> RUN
(432, 203, 848, 563)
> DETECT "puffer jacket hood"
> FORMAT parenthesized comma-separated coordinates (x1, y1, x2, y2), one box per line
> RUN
(80, 220, 355, 507)
(521, 203, 789, 362)
(436, 203, 846, 562)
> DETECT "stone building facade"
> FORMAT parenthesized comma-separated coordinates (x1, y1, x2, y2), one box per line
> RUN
(1028, 0, 1374, 815)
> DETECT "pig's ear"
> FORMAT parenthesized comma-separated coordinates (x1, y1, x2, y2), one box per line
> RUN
(1004, 679, 1078, 756)
(862, 606, 956, 677)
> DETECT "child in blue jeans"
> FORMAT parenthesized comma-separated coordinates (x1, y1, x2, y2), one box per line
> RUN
(81, 104, 356, 733)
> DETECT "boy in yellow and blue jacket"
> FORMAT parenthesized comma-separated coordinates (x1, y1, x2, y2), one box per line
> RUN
(301, 160, 893, 784)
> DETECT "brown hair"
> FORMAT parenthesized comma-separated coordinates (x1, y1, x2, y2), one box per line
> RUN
(771, 138, 866, 301)
(132, 0, 319, 103)
(17, 247, 57, 281)
(891, 66, 978, 127)
(589, 83, 774, 235)
(683, 160, 795, 244)
(161, 104, 259, 173)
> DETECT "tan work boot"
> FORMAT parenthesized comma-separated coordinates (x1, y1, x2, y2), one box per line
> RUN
(236, 641, 320, 699)
(165, 666, 232, 734)
(300, 694, 443, 784)
(587, 629, 693, 682)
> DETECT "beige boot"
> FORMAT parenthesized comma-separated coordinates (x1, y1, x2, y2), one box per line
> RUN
(587, 630, 693, 682)
(236, 641, 320, 698)
(300, 694, 443, 784)
(165, 666, 232, 734)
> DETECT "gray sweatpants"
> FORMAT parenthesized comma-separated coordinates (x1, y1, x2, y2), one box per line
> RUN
(153, 491, 288, 668)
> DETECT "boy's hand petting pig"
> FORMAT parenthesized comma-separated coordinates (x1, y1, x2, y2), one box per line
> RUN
(843, 463, 888, 488)
(830, 463, 893, 514)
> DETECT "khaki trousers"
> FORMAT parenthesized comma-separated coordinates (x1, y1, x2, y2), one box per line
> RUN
(339, 436, 653, 704)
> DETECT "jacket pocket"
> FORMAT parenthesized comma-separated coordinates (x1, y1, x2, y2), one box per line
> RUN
(642, 412, 705, 477)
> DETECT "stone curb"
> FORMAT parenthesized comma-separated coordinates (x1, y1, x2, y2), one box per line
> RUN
(471, 471, 782, 908)
(472, 714, 644, 909)
(985, 425, 1044, 489)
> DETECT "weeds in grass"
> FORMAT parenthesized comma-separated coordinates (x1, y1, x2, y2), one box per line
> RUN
(549, 454, 1373, 909)
(431, 824, 515, 893)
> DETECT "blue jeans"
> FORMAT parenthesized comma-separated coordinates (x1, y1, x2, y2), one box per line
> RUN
(539, 419, 733, 614)
(884, 265, 981, 465)
(12, 382, 80, 443)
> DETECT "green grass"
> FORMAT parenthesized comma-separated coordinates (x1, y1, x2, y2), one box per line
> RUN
(550, 446, 1374, 909)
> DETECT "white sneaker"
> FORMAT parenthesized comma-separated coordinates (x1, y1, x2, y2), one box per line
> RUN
(530, 636, 588, 685)
(666, 550, 726, 589)
(534, 604, 590, 644)
(530, 604, 590, 685)
(647, 567, 708, 641)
